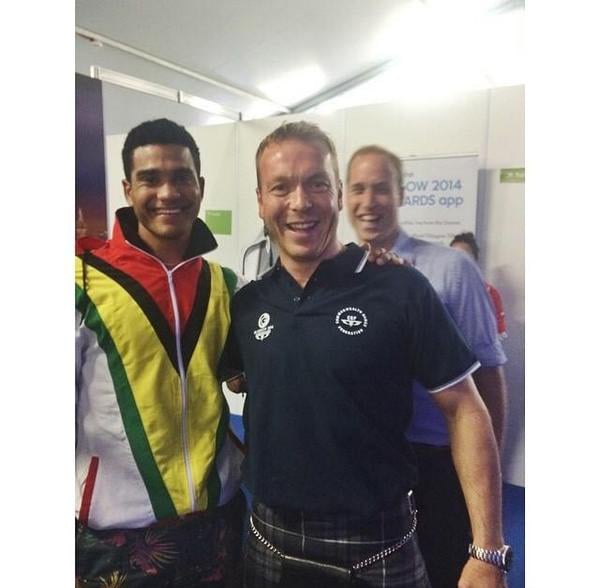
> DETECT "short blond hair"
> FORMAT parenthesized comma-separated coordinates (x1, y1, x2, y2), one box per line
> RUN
(255, 121, 340, 187)
(347, 145, 404, 192)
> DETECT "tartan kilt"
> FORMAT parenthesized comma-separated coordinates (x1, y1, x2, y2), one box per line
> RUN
(244, 493, 431, 588)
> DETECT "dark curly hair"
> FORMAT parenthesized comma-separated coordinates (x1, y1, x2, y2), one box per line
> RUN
(121, 118, 201, 182)
(450, 231, 479, 261)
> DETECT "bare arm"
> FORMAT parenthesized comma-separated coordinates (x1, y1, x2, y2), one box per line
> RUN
(472, 365, 507, 450)
(432, 376, 506, 588)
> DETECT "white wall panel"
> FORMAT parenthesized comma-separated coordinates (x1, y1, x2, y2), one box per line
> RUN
(192, 124, 239, 270)
(481, 85, 525, 485)
(105, 133, 127, 232)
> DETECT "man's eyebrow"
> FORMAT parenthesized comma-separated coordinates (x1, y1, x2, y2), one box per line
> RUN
(308, 171, 330, 180)
(266, 175, 290, 185)
(172, 167, 196, 176)
(135, 167, 195, 179)
(135, 168, 159, 179)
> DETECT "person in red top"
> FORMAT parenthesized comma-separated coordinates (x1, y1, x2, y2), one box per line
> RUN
(450, 232, 507, 338)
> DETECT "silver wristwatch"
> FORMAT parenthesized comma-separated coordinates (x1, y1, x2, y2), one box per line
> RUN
(468, 543, 513, 573)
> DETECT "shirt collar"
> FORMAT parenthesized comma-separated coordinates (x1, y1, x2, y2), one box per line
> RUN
(392, 228, 412, 251)
(264, 242, 368, 282)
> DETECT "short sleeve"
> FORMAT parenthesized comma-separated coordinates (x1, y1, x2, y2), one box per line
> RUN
(445, 254, 507, 366)
(406, 273, 480, 392)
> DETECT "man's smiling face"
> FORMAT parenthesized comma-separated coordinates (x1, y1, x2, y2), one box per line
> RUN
(122, 143, 204, 254)
(346, 152, 402, 251)
(256, 138, 342, 269)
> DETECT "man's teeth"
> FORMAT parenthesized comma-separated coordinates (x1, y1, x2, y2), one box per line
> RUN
(155, 209, 182, 214)
(360, 215, 379, 222)
(288, 221, 316, 230)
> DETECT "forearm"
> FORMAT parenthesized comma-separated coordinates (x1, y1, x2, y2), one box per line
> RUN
(472, 366, 507, 449)
(447, 396, 504, 549)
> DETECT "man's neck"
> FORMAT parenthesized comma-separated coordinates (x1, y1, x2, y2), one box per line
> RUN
(371, 227, 401, 252)
(281, 241, 345, 288)
(137, 226, 190, 267)
(152, 242, 188, 267)
(140, 236, 188, 267)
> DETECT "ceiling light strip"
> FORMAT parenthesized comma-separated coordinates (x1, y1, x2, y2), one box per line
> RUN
(290, 59, 396, 113)
(90, 66, 241, 120)
(77, 26, 290, 114)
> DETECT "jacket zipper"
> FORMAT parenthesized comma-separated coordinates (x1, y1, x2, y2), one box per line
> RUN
(125, 241, 200, 512)
(166, 269, 197, 512)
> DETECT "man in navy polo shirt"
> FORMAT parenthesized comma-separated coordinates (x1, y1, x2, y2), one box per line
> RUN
(223, 122, 508, 588)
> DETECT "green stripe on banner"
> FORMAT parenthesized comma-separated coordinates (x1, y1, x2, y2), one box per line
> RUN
(76, 284, 177, 520)
(206, 400, 229, 508)
(500, 168, 525, 183)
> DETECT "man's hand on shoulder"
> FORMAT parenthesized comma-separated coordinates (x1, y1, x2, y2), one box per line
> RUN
(360, 243, 411, 267)
(458, 558, 507, 588)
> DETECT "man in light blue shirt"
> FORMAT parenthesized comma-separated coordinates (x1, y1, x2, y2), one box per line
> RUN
(346, 145, 507, 588)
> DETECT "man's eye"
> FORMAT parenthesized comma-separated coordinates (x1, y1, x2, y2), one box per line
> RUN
(311, 180, 330, 192)
(137, 176, 158, 186)
(270, 184, 287, 195)
(174, 172, 196, 185)
(374, 183, 393, 195)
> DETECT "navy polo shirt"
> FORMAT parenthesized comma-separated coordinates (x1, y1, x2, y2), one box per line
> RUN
(225, 243, 478, 516)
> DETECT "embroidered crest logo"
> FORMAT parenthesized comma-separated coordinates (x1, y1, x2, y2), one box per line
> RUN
(254, 312, 274, 341)
(335, 307, 368, 336)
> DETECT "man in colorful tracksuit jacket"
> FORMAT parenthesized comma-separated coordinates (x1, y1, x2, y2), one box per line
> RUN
(75, 119, 245, 587)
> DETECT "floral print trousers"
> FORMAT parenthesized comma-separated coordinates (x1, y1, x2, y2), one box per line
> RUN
(76, 491, 246, 588)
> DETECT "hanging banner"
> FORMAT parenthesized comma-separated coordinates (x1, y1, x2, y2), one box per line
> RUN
(399, 154, 478, 245)
(76, 73, 108, 243)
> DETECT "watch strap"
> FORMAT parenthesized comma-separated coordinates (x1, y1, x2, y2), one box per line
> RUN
(468, 543, 511, 573)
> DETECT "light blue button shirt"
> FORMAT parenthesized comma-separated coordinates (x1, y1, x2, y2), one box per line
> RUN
(392, 230, 507, 446)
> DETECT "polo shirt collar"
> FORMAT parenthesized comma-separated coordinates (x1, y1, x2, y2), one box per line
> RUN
(264, 242, 369, 283)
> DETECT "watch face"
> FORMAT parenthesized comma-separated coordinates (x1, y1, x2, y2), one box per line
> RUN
(503, 546, 514, 572)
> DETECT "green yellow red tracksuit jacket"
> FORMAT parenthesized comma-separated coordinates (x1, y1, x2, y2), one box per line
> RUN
(75, 207, 243, 529)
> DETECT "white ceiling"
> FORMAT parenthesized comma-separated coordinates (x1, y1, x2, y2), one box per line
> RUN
(75, 0, 524, 128)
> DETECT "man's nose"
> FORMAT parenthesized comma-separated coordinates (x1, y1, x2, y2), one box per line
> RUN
(289, 185, 312, 210)
(157, 180, 180, 199)
(360, 188, 377, 208)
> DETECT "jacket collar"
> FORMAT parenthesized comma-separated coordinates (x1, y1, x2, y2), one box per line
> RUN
(113, 207, 218, 259)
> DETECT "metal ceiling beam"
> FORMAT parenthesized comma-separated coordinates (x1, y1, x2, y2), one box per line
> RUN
(290, 59, 396, 113)
(90, 66, 242, 120)
(76, 26, 290, 114)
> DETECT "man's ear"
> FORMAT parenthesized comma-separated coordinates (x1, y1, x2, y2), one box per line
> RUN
(398, 186, 405, 208)
(122, 179, 132, 205)
(256, 187, 265, 220)
(198, 176, 205, 203)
